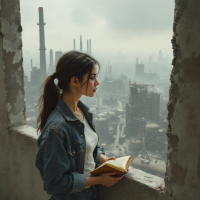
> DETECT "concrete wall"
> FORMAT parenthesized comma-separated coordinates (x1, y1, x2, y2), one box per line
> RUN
(165, 0, 200, 199)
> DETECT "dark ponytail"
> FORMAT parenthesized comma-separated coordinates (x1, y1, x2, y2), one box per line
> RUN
(36, 75, 60, 134)
(36, 51, 100, 135)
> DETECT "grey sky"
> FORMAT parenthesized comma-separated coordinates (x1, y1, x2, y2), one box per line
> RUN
(20, 0, 174, 66)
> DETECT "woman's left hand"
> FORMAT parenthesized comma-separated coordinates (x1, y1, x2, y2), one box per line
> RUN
(98, 154, 116, 164)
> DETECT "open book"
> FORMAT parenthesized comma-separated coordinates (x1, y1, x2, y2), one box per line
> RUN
(91, 155, 133, 177)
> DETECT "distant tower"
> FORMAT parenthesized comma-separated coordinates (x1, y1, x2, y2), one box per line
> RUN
(136, 58, 144, 77)
(48, 49, 54, 75)
(55, 51, 63, 65)
(31, 59, 33, 70)
(80, 36, 82, 52)
(74, 39, 76, 50)
(158, 50, 163, 64)
(37, 7, 47, 84)
(89, 39, 91, 54)
(87, 39, 91, 54)
(87, 40, 89, 54)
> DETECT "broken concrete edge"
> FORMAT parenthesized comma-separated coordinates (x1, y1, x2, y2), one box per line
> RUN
(9, 125, 38, 140)
(126, 167, 166, 192)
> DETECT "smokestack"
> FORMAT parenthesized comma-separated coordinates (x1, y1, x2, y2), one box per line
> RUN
(89, 39, 91, 55)
(80, 36, 82, 52)
(31, 59, 33, 70)
(87, 39, 91, 54)
(87, 40, 89, 54)
(74, 39, 76, 50)
(38, 7, 47, 83)
(49, 49, 54, 72)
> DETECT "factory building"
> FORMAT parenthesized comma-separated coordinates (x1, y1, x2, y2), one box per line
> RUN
(31, 67, 40, 87)
(135, 58, 159, 82)
(124, 81, 160, 138)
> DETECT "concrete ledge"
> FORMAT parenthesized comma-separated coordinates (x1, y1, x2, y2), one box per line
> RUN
(10, 125, 38, 140)
(99, 167, 170, 200)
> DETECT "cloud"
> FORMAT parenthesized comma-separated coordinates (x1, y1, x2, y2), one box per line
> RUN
(20, 0, 174, 61)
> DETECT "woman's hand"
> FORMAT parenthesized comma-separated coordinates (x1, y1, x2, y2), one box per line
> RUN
(98, 154, 116, 164)
(99, 172, 124, 187)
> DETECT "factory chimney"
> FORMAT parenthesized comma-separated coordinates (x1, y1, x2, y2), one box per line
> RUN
(87, 40, 89, 54)
(89, 39, 91, 54)
(87, 39, 91, 54)
(80, 36, 82, 52)
(74, 39, 76, 50)
(31, 59, 33, 70)
(38, 7, 47, 83)
(48, 49, 54, 75)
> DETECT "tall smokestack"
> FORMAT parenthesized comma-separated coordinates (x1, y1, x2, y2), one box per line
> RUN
(48, 49, 54, 74)
(80, 36, 82, 52)
(87, 40, 89, 54)
(38, 7, 47, 83)
(89, 39, 91, 55)
(74, 39, 76, 50)
(31, 59, 33, 70)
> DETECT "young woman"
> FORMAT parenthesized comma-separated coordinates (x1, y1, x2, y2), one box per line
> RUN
(35, 51, 125, 200)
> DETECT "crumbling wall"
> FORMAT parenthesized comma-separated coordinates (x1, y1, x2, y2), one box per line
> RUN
(166, 0, 200, 199)
(0, 0, 26, 128)
(0, 0, 49, 199)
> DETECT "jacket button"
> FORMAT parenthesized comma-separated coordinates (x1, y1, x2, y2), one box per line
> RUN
(73, 151, 75, 155)
(81, 161, 84, 164)
(79, 124, 81, 127)
(81, 135, 84, 138)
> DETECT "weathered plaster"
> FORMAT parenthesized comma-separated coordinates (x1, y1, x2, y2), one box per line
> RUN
(0, 0, 26, 128)
(166, 0, 200, 199)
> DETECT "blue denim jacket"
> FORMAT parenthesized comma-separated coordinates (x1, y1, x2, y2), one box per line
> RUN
(35, 97, 105, 200)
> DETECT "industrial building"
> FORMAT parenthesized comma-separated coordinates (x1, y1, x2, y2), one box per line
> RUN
(135, 58, 159, 82)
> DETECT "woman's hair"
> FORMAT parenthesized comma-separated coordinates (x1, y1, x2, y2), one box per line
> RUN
(36, 51, 100, 134)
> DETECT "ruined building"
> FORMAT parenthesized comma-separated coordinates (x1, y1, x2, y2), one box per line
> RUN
(124, 82, 160, 138)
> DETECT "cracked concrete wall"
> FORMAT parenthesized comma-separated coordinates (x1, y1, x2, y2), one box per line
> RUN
(0, 0, 26, 128)
(165, 0, 200, 199)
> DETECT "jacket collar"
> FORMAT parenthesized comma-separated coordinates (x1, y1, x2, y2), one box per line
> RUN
(56, 96, 92, 121)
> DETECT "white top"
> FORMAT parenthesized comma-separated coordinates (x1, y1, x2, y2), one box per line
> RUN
(82, 115, 98, 178)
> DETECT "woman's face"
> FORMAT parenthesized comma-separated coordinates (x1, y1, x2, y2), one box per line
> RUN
(80, 64, 99, 97)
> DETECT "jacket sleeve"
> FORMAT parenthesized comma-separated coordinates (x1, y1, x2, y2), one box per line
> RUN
(95, 143, 106, 165)
(35, 129, 86, 195)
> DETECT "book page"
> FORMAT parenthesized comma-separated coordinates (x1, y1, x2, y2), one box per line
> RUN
(105, 156, 131, 170)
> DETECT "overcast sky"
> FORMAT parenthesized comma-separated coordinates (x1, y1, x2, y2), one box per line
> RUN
(20, 0, 174, 68)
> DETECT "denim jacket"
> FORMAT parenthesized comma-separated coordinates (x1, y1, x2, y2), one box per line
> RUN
(35, 97, 105, 200)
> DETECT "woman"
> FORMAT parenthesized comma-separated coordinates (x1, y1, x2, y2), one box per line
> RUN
(35, 51, 125, 200)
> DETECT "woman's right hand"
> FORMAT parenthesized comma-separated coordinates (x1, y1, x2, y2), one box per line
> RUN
(99, 172, 124, 187)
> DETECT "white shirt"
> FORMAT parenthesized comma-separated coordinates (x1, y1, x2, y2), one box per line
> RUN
(82, 115, 98, 178)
